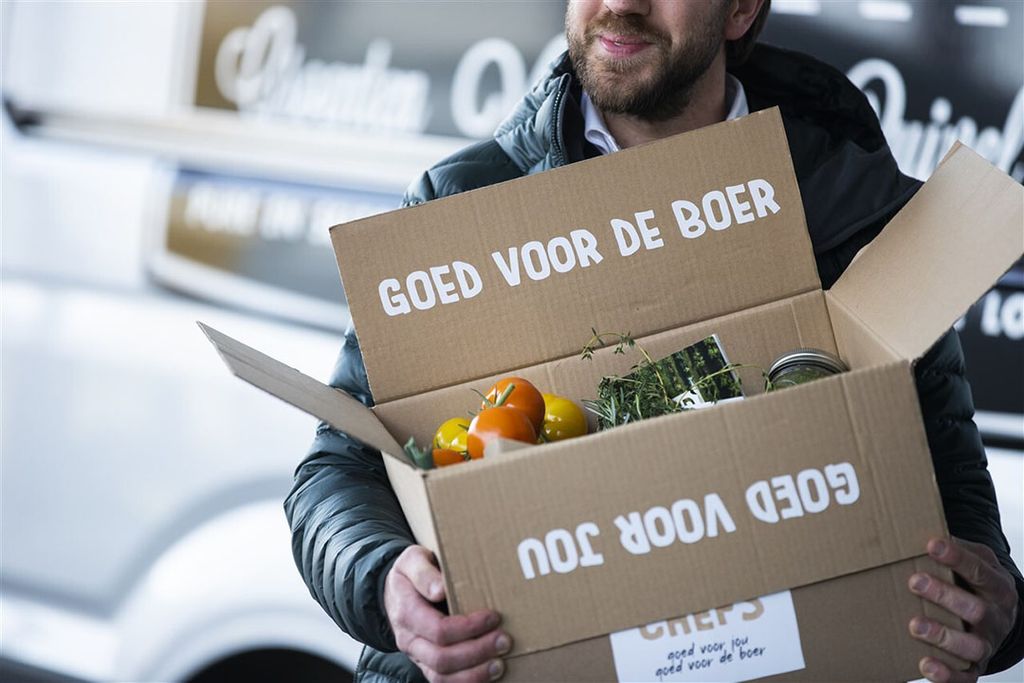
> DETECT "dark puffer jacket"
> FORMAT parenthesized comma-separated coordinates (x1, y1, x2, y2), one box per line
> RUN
(284, 45, 1024, 682)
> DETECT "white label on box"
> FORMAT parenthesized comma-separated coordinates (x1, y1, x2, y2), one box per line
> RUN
(609, 590, 805, 682)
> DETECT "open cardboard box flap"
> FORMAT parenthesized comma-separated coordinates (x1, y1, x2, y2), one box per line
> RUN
(331, 107, 821, 404)
(829, 142, 1024, 361)
(198, 322, 403, 457)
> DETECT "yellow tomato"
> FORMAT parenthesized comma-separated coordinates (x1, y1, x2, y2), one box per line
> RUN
(434, 417, 470, 453)
(541, 394, 588, 442)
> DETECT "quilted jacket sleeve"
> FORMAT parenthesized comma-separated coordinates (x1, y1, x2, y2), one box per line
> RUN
(283, 328, 413, 652)
(283, 180, 439, 652)
(818, 225, 1024, 674)
(915, 330, 1024, 673)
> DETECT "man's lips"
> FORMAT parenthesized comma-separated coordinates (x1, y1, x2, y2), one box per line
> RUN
(597, 34, 652, 58)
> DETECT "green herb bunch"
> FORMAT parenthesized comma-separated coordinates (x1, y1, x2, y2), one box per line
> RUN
(580, 330, 770, 430)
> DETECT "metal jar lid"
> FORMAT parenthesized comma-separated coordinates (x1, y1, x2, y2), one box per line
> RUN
(768, 348, 849, 379)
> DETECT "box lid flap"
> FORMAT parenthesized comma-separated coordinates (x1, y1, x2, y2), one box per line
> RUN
(198, 322, 405, 459)
(830, 144, 1024, 360)
(331, 107, 820, 403)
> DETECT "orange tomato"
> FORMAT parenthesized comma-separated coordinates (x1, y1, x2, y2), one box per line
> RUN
(432, 448, 473, 467)
(483, 376, 545, 431)
(467, 406, 538, 459)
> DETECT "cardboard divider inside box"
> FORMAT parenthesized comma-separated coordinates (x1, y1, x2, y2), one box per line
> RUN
(202, 107, 1023, 682)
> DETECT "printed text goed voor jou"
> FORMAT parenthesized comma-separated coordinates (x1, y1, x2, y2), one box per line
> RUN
(518, 462, 859, 580)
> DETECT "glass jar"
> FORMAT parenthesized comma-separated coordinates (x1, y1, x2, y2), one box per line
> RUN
(767, 349, 848, 390)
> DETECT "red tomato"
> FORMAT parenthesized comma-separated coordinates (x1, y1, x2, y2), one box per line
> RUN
(483, 376, 545, 431)
(467, 406, 537, 459)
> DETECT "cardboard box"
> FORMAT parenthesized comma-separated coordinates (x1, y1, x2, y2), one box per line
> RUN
(201, 108, 1023, 681)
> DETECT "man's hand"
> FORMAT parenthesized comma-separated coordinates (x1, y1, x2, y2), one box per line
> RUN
(384, 545, 511, 682)
(908, 537, 1019, 682)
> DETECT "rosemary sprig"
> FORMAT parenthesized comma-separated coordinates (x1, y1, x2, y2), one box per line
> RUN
(580, 331, 773, 430)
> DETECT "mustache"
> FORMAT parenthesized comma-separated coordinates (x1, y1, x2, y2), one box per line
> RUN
(584, 13, 668, 45)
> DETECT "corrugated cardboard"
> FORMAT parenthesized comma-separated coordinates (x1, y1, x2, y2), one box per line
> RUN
(507, 557, 964, 682)
(374, 291, 835, 446)
(829, 142, 1023, 361)
(418, 360, 951, 653)
(332, 109, 820, 403)
(198, 322, 402, 457)
(202, 107, 1023, 681)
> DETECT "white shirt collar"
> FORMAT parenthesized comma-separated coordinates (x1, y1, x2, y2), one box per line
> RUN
(582, 73, 749, 155)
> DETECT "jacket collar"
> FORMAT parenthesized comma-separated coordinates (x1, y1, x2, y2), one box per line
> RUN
(494, 52, 576, 173)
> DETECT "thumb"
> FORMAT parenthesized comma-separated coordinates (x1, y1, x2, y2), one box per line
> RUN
(401, 546, 446, 603)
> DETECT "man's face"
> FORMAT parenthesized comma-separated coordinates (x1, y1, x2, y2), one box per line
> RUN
(566, 0, 729, 121)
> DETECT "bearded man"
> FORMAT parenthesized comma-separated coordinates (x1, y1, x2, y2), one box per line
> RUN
(285, 2, 1024, 682)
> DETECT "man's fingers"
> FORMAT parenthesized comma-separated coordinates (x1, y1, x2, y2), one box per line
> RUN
(428, 610, 503, 647)
(410, 608, 501, 647)
(418, 657, 506, 683)
(398, 546, 446, 602)
(909, 572, 988, 625)
(918, 656, 979, 683)
(393, 582, 500, 648)
(390, 572, 444, 635)
(909, 617, 991, 664)
(400, 583, 453, 639)
(404, 628, 511, 675)
(927, 538, 1000, 593)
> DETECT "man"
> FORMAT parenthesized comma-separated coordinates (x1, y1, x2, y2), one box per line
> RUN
(285, 2, 1023, 682)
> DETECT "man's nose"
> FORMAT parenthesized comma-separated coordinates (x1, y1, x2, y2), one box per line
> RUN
(603, 0, 651, 17)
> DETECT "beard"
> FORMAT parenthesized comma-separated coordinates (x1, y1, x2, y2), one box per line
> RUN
(567, 9, 726, 122)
